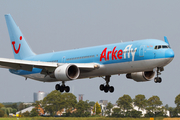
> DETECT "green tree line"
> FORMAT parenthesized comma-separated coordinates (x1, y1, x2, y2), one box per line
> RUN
(0, 102, 31, 117)
(108, 94, 180, 118)
(1, 91, 180, 118)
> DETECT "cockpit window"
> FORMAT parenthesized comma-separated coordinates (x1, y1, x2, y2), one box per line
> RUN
(154, 45, 170, 49)
(162, 45, 168, 48)
(158, 45, 161, 49)
(154, 46, 157, 49)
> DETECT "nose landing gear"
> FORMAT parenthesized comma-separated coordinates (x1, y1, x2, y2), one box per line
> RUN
(99, 76, 114, 93)
(154, 67, 163, 83)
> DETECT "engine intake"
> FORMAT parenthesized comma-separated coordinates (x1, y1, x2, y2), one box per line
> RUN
(126, 71, 155, 82)
(54, 64, 80, 81)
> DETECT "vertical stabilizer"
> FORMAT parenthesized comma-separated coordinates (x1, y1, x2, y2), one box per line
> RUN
(5, 14, 35, 59)
(164, 36, 170, 46)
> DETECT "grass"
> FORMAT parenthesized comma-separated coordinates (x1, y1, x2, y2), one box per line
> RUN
(0, 117, 165, 120)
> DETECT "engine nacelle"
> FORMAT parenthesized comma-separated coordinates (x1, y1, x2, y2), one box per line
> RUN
(54, 64, 80, 81)
(126, 71, 155, 82)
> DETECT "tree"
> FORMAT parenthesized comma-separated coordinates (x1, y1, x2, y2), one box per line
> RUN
(1, 107, 7, 115)
(130, 109, 142, 118)
(61, 93, 77, 112)
(5, 103, 17, 110)
(12, 108, 17, 114)
(42, 90, 64, 116)
(11, 103, 18, 110)
(89, 101, 95, 107)
(93, 102, 101, 115)
(171, 108, 179, 117)
(133, 94, 147, 110)
(116, 94, 133, 112)
(145, 111, 154, 117)
(175, 94, 180, 113)
(33, 100, 42, 108)
(112, 108, 123, 117)
(155, 106, 167, 117)
(146, 95, 162, 115)
(22, 111, 30, 117)
(0, 103, 4, 109)
(105, 102, 113, 116)
(1, 107, 14, 116)
(6, 107, 13, 115)
(71, 100, 91, 117)
(30, 108, 38, 117)
(0, 110, 4, 117)
(18, 103, 24, 111)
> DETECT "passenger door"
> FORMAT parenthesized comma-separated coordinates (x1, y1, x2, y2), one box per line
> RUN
(139, 45, 145, 57)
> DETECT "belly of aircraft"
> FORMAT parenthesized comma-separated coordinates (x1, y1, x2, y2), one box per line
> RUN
(16, 58, 172, 82)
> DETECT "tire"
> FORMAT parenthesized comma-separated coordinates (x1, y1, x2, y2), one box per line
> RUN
(65, 86, 70, 93)
(59, 86, 64, 92)
(154, 77, 158, 83)
(158, 77, 162, 83)
(100, 84, 104, 91)
(55, 84, 60, 90)
(109, 86, 114, 93)
(104, 86, 109, 93)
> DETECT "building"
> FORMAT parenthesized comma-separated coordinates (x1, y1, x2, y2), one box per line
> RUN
(78, 94, 84, 101)
(99, 100, 108, 116)
(16, 106, 34, 115)
(99, 100, 108, 106)
(34, 91, 48, 102)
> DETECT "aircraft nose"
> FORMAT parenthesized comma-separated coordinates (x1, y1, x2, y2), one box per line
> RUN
(165, 49, 174, 58)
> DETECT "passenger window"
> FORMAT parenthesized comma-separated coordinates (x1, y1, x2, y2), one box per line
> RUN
(154, 46, 157, 49)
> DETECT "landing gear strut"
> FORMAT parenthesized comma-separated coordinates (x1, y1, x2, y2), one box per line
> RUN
(99, 75, 114, 93)
(55, 81, 70, 93)
(154, 67, 162, 83)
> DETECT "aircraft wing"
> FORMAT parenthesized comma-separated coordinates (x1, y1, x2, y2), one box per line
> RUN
(0, 58, 100, 73)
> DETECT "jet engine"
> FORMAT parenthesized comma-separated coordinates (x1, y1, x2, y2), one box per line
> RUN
(54, 64, 80, 81)
(126, 71, 155, 82)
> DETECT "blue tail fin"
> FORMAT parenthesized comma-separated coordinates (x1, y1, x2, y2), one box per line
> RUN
(5, 14, 35, 59)
(164, 36, 170, 46)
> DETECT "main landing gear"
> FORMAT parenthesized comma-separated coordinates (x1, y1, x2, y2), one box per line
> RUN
(55, 81, 70, 93)
(154, 67, 163, 83)
(99, 75, 114, 93)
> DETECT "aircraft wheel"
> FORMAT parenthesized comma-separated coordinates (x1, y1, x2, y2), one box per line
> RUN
(109, 86, 114, 93)
(65, 86, 70, 93)
(55, 84, 60, 90)
(158, 77, 162, 83)
(100, 84, 104, 91)
(59, 86, 64, 92)
(154, 77, 158, 83)
(104, 86, 109, 93)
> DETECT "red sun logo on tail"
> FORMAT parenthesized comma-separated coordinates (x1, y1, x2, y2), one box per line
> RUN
(12, 36, 22, 54)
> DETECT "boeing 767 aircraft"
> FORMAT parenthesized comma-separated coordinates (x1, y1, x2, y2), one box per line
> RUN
(1, 14, 174, 93)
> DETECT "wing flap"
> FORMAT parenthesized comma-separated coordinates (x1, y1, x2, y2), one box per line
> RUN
(0, 58, 58, 71)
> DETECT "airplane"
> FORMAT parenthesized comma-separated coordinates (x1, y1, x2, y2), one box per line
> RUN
(1, 14, 174, 93)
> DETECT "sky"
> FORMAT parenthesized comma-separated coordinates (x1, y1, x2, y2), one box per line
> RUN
(0, 0, 179, 107)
